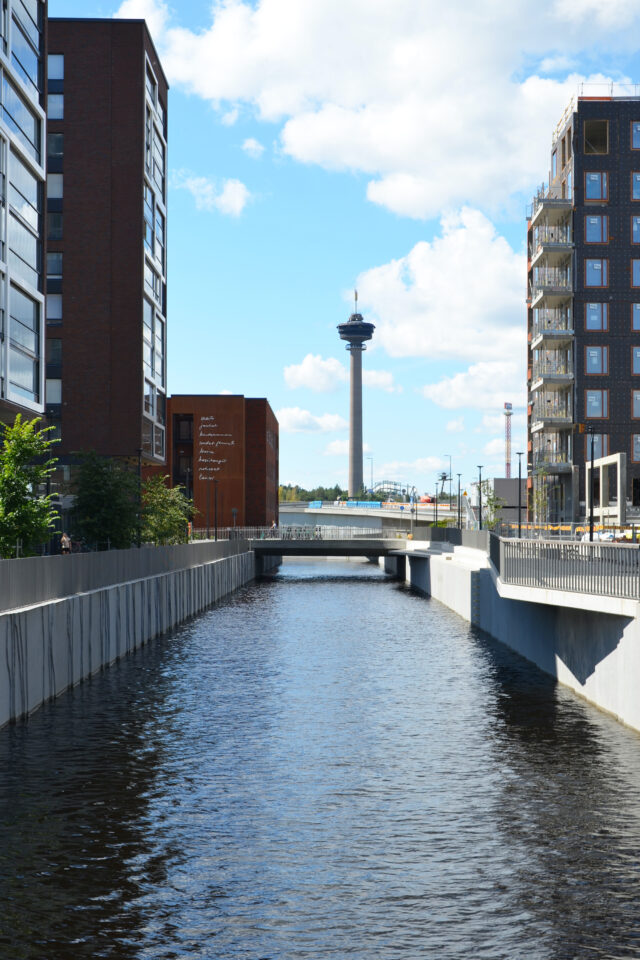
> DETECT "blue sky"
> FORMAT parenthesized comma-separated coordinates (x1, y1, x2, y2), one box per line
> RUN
(50, 0, 640, 494)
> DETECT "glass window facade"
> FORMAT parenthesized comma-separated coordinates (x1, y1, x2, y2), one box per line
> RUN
(586, 389, 608, 418)
(586, 215, 607, 243)
(585, 259, 608, 287)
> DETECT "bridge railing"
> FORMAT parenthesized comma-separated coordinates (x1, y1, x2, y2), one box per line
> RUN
(230, 525, 401, 541)
(500, 538, 640, 600)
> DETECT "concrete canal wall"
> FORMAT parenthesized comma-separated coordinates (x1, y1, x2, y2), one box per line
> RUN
(0, 542, 269, 728)
(385, 539, 640, 733)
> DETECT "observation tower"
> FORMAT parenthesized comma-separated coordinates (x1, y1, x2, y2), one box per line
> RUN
(338, 292, 375, 497)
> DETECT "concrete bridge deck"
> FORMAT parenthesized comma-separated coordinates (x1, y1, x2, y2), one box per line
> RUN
(250, 537, 406, 557)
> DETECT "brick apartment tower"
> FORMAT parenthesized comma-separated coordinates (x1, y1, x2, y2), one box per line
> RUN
(0, 0, 47, 425)
(46, 19, 168, 466)
(527, 91, 640, 522)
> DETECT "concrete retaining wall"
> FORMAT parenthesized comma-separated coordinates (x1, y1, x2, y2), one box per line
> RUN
(387, 545, 640, 732)
(0, 548, 258, 728)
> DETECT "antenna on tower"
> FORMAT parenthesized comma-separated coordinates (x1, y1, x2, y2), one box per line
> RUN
(504, 402, 513, 478)
(354, 289, 358, 311)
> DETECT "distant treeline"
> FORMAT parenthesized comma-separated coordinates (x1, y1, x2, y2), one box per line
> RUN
(278, 484, 383, 503)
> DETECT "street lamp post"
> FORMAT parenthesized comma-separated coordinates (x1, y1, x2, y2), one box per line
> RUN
(457, 473, 461, 528)
(207, 479, 211, 539)
(477, 466, 483, 530)
(214, 478, 219, 542)
(434, 478, 438, 527)
(589, 425, 595, 542)
(516, 452, 523, 538)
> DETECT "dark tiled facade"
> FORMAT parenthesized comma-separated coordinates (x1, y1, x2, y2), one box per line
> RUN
(528, 96, 640, 521)
(45, 18, 168, 464)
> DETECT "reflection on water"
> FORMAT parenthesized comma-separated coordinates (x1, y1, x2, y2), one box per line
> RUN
(1, 559, 640, 959)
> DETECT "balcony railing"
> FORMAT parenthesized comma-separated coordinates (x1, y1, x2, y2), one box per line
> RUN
(532, 401, 572, 422)
(533, 224, 572, 247)
(532, 309, 572, 338)
(533, 267, 571, 288)
(532, 451, 570, 468)
(532, 358, 574, 379)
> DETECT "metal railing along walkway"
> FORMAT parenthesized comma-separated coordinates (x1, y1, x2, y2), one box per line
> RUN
(501, 538, 640, 600)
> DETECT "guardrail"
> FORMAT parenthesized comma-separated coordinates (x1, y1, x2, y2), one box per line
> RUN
(501, 538, 640, 600)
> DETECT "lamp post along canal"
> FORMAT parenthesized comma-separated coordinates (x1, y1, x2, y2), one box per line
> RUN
(516, 452, 523, 538)
(477, 466, 483, 531)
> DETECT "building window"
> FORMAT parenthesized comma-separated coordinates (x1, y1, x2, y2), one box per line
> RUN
(633, 304, 640, 331)
(47, 55, 64, 81)
(155, 207, 164, 268)
(12, 18, 40, 96)
(3, 74, 40, 162)
(566, 171, 572, 200)
(9, 213, 39, 289)
(152, 127, 165, 196)
(586, 302, 608, 331)
(47, 212, 62, 240)
(634, 173, 640, 201)
(585, 258, 607, 287)
(14, 0, 41, 50)
(47, 173, 62, 199)
(586, 389, 608, 418)
(146, 65, 156, 105)
(144, 261, 162, 306)
(633, 123, 640, 150)
(143, 183, 154, 252)
(633, 436, 640, 462)
(46, 293, 62, 323)
(552, 150, 557, 180)
(585, 172, 608, 201)
(586, 215, 608, 243)
(45, 378, 61, 403)
(47, 94, 63, 121)
(585, 345, 607, 374)
(46, 252, 62, 279)
(633, 391, 640, 419)
(586, 434, 609, 459)
(633, 218, 640, 244)
(10, 149, 40, 232)
(144, 379, 154, 416)
(633, 260, 640, 287)
(633, 347, 640, 374)
(142, 417, 153, 455)
(46, 338, 61, 365)
(9, 284, 39, 403)
(584, 119, 608, 155)
(47, 132, 63, 159)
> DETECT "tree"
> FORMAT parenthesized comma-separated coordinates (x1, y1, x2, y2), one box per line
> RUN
(141, 475, 193, 544)
(71, 452, 139, 549)
(0, 415, 59, 558)
(480, 480, 507, 530)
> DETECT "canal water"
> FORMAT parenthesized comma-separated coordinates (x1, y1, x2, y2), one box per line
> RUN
(1, 560, 640, 959)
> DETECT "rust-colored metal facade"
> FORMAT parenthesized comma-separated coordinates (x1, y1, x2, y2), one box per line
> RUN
(166, 395, 279, 530)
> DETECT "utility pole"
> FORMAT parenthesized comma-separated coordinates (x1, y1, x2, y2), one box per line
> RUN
(477, 466, 483, 530)
(516, 452, 523, 538)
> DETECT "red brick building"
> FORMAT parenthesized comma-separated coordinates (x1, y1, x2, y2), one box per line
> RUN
(167, 395, 279, 530)
(46, 19, 168, 465)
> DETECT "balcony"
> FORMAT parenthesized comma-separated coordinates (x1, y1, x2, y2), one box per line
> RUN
(531, 308, 574, 348)
(530, 195, 573, 229)
(531, 356, 574, 390)
(530, 267, 573, 308)
(530, 231, 573, 270)
(532, 450, 573, 474)
(531, 399, 573, 432)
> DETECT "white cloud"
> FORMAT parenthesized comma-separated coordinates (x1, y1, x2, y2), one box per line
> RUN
(421, 360, 526, 411)
(242, 137, 265, 158)
(284, 354, 346, 392)
(116, 0, 638, 217)
(221, 108, 239, 126)
(324, 439, 371, 456)
(446, 417, 465, 433)
(363, 369, 400, 393)
(284, 353, 399, 393)
(114, 0, 169, 41)
(173, 172, 251, 216)
(380, 456, 445, 477)
(484, 437, 506, 458)
(479, 411, 527, 433)
(358, 208, 524, 362)
(276, 406, 347, 433)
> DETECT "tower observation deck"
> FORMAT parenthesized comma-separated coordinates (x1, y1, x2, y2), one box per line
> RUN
(338, 294, 375, 497)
